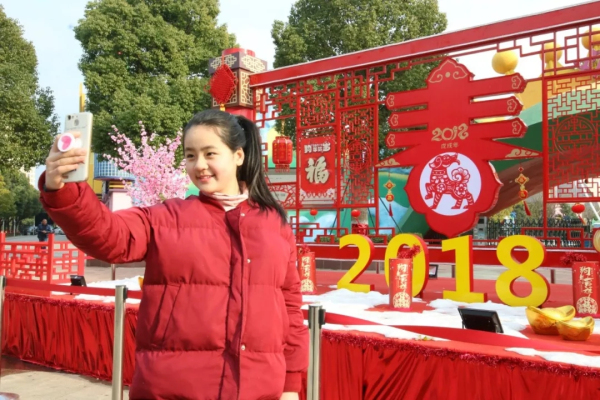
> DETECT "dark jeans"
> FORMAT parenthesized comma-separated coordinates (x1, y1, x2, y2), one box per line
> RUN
(38, 237, 48, 250)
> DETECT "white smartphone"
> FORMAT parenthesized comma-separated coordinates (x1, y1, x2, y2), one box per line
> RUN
(62, 112, 93, 183)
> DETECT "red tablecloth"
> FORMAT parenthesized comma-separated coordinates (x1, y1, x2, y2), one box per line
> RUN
(3, 293, 600, 399)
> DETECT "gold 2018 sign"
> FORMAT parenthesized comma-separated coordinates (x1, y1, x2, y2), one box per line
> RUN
(337, 234, 549, 307)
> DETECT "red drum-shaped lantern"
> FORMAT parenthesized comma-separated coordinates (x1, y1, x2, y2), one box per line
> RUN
(272, 136, 293, 172)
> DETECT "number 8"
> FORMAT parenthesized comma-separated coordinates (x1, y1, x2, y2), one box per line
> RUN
(495, 235, 549, 307)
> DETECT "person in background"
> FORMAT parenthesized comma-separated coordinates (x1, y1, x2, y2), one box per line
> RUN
(39, 109, 308, 400)
(36, 219, 52, 249)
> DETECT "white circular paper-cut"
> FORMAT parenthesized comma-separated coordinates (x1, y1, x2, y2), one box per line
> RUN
(57, 133, 82, 152)
(419, 152, 482, 216)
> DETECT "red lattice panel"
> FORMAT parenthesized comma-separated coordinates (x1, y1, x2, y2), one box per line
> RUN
(0, 233, 88, 284)
(340, 106, 377, 206)
(261, 142, 268, 172)
(266, 183, 297, 209)
(253, 19, 600, 242)
(545, 74, 600, 202)
(299, 92, 336, 128)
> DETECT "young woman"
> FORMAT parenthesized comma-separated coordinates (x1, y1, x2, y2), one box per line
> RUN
(40, 110, 308, 400)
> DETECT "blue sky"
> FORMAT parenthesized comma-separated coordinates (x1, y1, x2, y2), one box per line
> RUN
(0, 0, 591, 181)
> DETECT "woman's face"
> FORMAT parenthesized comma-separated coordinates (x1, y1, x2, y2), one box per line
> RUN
(184, 125, 244, 195)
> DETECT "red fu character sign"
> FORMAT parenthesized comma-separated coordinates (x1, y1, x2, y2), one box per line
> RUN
(378, 58, 536, 237)
(299, 135, 336, 206)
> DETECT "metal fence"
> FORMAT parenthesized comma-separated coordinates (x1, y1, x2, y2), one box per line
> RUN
(486, 218, 593, 248)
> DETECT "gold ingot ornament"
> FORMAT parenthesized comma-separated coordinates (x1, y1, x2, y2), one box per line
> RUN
(525, 305, 575, 335)
(556, 317, 595, 341)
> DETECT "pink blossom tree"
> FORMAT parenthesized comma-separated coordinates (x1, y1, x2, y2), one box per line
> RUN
(104, 122, 189, 207)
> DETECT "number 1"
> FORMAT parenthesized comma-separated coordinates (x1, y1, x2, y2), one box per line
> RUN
(442, 236, 487, 303)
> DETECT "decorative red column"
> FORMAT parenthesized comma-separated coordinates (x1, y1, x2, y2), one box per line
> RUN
(389, 258, 413, 310)
(208, 48, 267, 120)
(389, 245, 421, 311)
(572, 261, 600, 317)
(298, 245, 317, 294)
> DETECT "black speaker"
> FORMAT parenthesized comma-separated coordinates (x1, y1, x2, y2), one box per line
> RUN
(429, 264, 439, 279)
(458, 308, 503, 333)
(70, 275, 87, 287)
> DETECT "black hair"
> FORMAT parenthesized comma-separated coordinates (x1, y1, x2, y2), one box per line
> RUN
(183, 109, 287, 222)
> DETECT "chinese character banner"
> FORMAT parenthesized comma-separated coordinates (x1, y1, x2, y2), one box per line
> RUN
(299, 135, 336, 206)
(572, 261, 600, 317)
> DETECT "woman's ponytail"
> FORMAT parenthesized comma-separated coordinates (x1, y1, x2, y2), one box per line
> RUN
(236, 115, 287, 222)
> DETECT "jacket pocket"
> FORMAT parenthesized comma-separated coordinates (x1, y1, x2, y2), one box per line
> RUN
(150, 283, 181, 346)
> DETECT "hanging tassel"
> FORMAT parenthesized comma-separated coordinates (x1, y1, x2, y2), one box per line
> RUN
(515, 167, 531, 217)
(389, 203, 393, 217)
(523, 200, 531, 216)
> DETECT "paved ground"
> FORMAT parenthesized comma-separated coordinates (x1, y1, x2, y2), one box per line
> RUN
(0, 357, 122, 400)
(0, 235, 573, 398)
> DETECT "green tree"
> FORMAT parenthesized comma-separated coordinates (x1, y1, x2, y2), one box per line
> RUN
(0, 169, 42, 221)
(561, 203, 576, 218)
(271, 0, 447, 152)
(74, 0, 237, 157)
(0, 174, 16, 220)
(489, 207, 512, 222)
(0, 6, 59, 170)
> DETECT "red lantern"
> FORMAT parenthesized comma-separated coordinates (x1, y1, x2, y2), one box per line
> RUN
(351, 209, 361, 218)
(309, 209, 318, 217)
(572, 203, 585, 214)
(272, 136, 293, 172)
(386, 194, 395, 202)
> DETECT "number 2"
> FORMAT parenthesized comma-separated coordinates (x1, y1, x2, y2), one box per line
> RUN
(337, 235, 375, 293)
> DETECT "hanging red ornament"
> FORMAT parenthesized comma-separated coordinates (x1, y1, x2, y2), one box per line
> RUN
(572, 203, 586, 224)
(309, 209, 318, 217)
(208, 58, 237, 111)
(515, 166, 531, 216)
(572, 203, 585, 214)
(351, 209, 361, 218)
(384, 171, 396, 217)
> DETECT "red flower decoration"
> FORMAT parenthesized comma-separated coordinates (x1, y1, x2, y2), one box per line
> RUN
(299, 243, 311, 255)
(560, 252, 587, 268)
(397, 245, 421, 259)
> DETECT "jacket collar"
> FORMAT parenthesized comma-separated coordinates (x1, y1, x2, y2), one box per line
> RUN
(198, 193, 251, 213)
